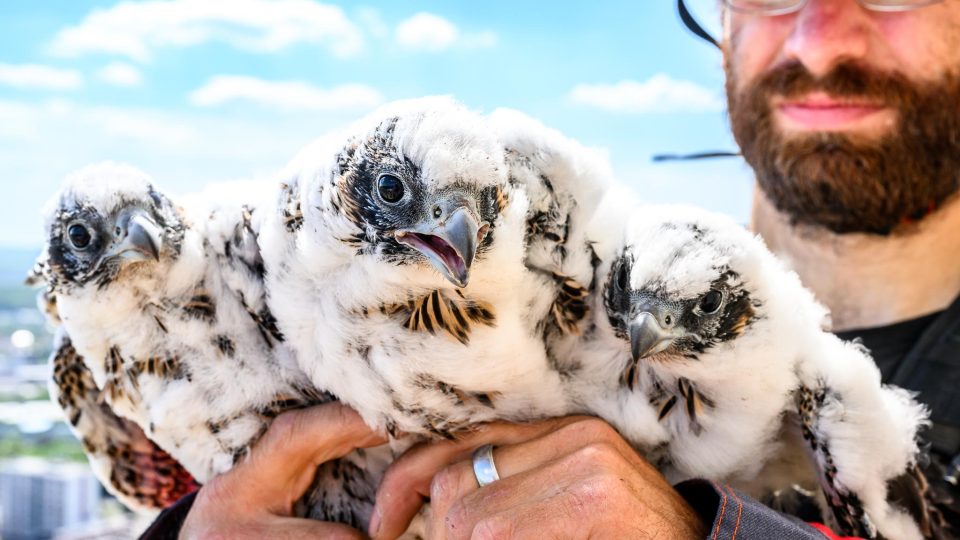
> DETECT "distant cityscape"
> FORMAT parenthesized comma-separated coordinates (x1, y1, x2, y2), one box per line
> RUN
(0, 247, 144, 539)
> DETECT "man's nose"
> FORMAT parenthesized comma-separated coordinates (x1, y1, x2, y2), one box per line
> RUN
(782, 0, 871, 77)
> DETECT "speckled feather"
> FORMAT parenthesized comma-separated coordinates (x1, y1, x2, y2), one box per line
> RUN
(261, 97, 574, 443)
(568, 203, 934, 539)
(33, 162, 327, 510)
(48, 329, 199, 511)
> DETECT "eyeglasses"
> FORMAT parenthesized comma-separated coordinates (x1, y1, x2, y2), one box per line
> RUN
(677, 0, 945, 49)
(723, 0, 945, 16)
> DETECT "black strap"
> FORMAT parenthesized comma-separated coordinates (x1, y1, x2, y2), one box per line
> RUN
(677, 0, 721, 49)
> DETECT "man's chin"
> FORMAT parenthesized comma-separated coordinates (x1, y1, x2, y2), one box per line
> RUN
(729, 60, 960, 235)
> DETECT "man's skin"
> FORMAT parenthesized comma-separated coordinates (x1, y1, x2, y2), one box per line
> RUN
(730, 0, 960, 331)
(180, 403, 386, 539)
(181, 1, 960, 538)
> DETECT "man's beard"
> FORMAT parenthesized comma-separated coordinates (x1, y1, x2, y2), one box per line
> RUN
(726, 60, 960, 235)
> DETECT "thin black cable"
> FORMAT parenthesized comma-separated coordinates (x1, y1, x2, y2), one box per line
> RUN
(660, 1, 737, 162)
(677, 0, 721, 49)
(652, 151, 741, 162)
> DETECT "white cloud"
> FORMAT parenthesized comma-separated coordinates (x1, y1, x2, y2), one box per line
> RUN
(48, 0, 364, 62)
(356, 7, 389, 40)
(189, 75, 384, 111)
(0, 98, 196, 146)
(569, 75, 724, 114)
(396, 13, 457, 51)
(395, 12, 496, 52)
(0, 63, 83, 90)
(98, 62, 143, 87)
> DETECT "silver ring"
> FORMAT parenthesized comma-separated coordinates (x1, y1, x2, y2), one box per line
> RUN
(471, 444, 500, 487)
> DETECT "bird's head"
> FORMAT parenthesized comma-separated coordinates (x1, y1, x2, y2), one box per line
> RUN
(41, 162, 183, 290)
(330, 97, 506, 288)
(602, 208, 762, 364)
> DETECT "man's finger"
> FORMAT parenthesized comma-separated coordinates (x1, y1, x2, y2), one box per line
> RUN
(424, 459, 480, 540)
(432, 448, 596, 540)
(461, 493, 602, 540)
(232, 402, 386, 505)
(269, 517, 369, 540)
(184, 517, 368, 540)
(371, 416, 587, 539)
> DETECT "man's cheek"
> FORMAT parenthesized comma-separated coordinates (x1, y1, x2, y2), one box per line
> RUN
(727, 20, 791, 87)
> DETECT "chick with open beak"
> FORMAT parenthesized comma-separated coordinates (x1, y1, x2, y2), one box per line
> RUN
(395, 191, 490, 288)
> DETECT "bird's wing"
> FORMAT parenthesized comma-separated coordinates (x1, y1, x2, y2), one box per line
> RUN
(488, 108, 611, 337)
(24, 253, 49, 287)
(202, 199, 287, 348)
(886, 456, 958, 540)
(25, 253, 62, 326)
(796, 384, 879, 538)
(48, 329, 199, 512)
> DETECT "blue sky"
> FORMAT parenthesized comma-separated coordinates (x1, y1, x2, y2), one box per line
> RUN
(0, 0, 753, 249)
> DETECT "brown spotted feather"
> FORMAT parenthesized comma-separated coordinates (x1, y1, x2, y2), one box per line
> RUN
(182, 290, 216, 322)
(797, 385, 878, 538)
(280, 182, 304, 233)
(50, 335, 198, 510)
(381, 289, 496, 345)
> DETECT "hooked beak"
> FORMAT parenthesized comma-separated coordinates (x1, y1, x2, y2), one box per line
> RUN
(109, 211, 163, 263)
(629, 307, 682, 362)
(396, 197, 489, 288)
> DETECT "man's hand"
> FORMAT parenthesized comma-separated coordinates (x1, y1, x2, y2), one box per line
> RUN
(180, 402, 387, 539)
(369, 416, 706, 540)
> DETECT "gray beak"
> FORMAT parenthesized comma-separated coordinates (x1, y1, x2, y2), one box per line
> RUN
(109, 211, 163, 263)
(396, 196, 490, 288)
(628, 303, 681, 361)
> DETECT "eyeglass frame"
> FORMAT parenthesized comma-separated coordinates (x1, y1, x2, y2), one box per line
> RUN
(723, 0, 944, 16)
(677, 0, 946, 48)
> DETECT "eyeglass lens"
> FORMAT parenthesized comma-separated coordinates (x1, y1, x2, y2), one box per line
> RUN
(725, 0, 943, 14)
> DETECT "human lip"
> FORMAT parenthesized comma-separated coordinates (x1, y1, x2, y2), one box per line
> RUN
(776, 93, 887, 130)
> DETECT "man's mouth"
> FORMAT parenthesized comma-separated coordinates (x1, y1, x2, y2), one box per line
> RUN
(775, 92, 890, 132)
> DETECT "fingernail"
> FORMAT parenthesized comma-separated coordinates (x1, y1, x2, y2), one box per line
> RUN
(368, 506, 382, 538)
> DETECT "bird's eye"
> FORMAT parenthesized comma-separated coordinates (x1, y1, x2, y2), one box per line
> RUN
(67, 224, 92, 250)
(377, 174, 405, 204)
(616, 263, 629, 291)
(699, 290, 723, 314)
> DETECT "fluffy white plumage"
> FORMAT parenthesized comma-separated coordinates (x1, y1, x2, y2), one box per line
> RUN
(46, 327, 200, 511)
(488, 107, 611, 345)
(253, 97, 622, 535)
(568, 202, 930, 539)
(35, 162, 324, 495)
(30, 99, 938, 538)
(261, 97, 593, 440)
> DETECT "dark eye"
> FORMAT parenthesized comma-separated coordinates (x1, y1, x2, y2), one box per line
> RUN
(377, 174, 404, 203)
(67, 224, 92, 250)
(699, 290, 723, 314)
(616, 263, 629, 290)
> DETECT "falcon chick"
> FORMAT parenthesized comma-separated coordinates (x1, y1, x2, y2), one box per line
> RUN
(570, 204, 931, 540)
(34, 162, 327, 496)
(260, 97, 573, 440)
